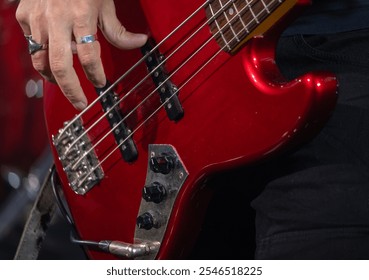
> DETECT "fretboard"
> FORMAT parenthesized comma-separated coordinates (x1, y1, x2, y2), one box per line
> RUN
(206, 0, 286, 52)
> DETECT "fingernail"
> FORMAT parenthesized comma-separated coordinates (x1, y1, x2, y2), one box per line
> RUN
(138, 33, 148, 40)
(137, 33, 148, 43)
(74, 101, 87, 111)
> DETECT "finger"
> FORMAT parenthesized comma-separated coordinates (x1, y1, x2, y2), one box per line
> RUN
(29, 19, 54, 82)
(99, 0, 148, 49)
(75, 35, 106, 88)
(16, 1, 55, 82)
(71, 41, 77, 54)
(48, 24, 87, 111)
(15, 1, 31, 35)
(72, 6, 106, 89)
(30, 42, 55, 83)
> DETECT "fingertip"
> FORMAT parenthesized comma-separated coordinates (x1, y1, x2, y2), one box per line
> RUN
(71, 91, 88, 111)
(74, 100, 88, 111)
(125, 32, 148, 49)
(117, 31, 148, 49)
(133, 33, 149, 47)
(99, 1, 148, 50)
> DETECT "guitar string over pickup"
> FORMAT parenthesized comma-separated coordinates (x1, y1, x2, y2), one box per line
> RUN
(95, 82, 138, 163)
(141, 39, 184, 121)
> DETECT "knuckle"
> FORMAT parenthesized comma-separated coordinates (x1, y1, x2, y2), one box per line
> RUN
(63, 88, 82, 104)
(63, 90, 76, 100)
(15, 8, 28, 25)
(29, 11, 44, 25)
(31, 51, 45, 62)
(31, 54, 50, 76)
(50, 60, 68, 78)
(49, 47, 69, 77)
(32, 60, 47, 74)
(79, 52, 98, 69)
(56, 80, 79, 100)
(44, 9, 54, 22)
(73, 11, 92, 30)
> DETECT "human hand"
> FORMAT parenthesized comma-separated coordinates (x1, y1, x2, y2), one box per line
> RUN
(16, 0, 148, 110)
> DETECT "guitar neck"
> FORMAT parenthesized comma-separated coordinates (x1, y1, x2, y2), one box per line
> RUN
(206, 0, 297, 53)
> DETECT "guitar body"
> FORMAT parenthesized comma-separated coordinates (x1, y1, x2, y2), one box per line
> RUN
(44, 0, 337, 259)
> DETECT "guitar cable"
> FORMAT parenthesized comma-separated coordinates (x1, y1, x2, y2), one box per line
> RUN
(50, 167, 160, 259)
(50, 166, 91, 258)
(51, 168, 121, 256)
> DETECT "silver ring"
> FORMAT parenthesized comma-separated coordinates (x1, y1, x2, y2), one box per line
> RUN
(24, 35, 48, 55)
(76, 34, 98, 44)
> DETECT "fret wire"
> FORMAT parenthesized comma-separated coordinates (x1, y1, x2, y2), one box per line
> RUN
(207, 0, 285, 51)
(232, 0, 276, 35)
(232, 0, 250, 34)
(219, 0, 241, 42)
(245, 0, 260, 24)
(209, 2, 232, 51)
(260, 0, 270, 13)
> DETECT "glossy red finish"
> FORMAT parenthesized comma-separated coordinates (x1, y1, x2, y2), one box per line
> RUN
(43, 0, 337, 259)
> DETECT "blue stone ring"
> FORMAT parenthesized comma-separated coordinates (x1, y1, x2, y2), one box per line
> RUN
(24, 35, 48, 55)
(76, 34, 98, 44)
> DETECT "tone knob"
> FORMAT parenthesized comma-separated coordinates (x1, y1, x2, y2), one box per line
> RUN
(136, 211, 162, 230)
(142, 182, 167, 203)
(149, 153, 175, 174)
(136, 212, 154, 230)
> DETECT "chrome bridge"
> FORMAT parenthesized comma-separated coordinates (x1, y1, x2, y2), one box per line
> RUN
(52, 117, 104, 195)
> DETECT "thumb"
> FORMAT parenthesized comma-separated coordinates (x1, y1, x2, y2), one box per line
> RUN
(99, 1, 148, 49)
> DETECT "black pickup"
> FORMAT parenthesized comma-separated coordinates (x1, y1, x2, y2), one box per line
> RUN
(141, 40, 184, 121)
(96, 82, 138, 163)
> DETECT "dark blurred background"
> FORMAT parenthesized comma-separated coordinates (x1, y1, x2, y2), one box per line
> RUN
(0, 0, 85, 260)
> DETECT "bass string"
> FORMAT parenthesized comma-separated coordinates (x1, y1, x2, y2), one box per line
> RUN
(71, 0, 268, 170)
(56, 1, 210, 141)
(79, 47, 225, 186)
(64, 0, 250, 155)
(76, 0, 279, 186)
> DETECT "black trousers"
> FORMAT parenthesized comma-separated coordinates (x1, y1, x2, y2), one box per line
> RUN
(252, 29, 369, 259)
(191, 29, 369, 260)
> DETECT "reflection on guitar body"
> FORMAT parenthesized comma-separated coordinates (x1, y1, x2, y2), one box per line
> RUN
(44, 0, 337, 259)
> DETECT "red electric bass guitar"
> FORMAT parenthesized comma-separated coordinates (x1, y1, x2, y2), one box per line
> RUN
(44, 0, 337, 259)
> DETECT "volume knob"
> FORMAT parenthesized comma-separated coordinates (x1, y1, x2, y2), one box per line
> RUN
(142, 182, 167, 203)
(136, 212, 154, 230)
(136, 211, 162, 230)
(149, 153, 175, 174)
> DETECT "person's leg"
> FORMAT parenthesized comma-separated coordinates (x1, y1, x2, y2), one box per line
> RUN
(252, 29, 369, 259)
